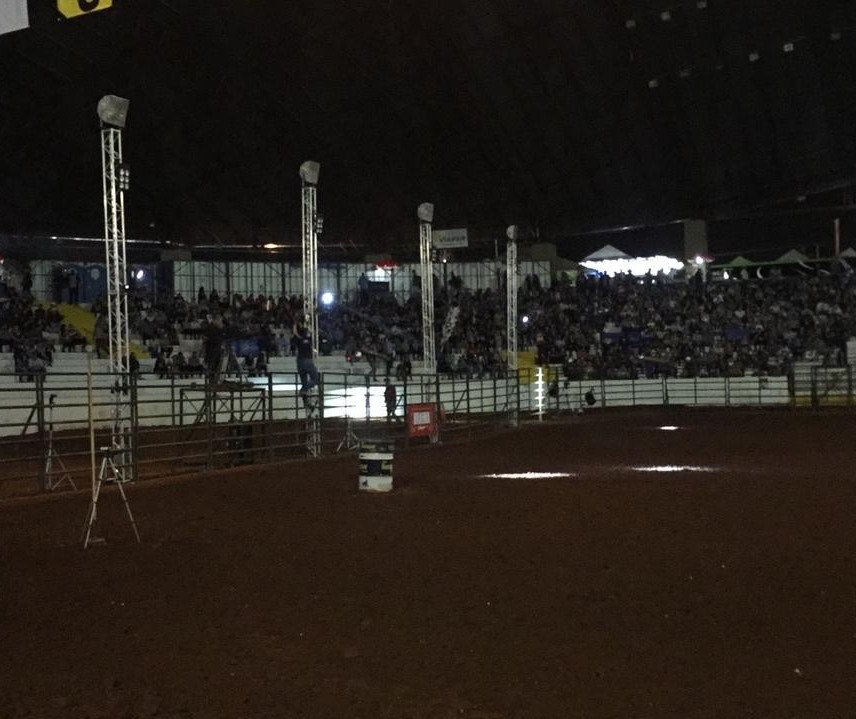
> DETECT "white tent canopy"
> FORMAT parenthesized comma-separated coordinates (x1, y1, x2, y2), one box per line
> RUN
(580, 244, 683, 277)
(582, 244, 632, 261)
(775, 249, 810, 264)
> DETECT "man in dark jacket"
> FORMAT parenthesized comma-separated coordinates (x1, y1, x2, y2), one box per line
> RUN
(294, 322, 320, 402)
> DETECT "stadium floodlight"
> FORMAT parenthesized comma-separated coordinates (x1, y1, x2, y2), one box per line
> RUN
(320, 291, 334, 306)
(417, 202, 434, 223)
(299, 161, 320, 185)
(506, 224, 519, 241)
(97, 95, 130, 128)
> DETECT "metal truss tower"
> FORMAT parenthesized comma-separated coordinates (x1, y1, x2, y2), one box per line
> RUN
(299, 162, 321, 456)
(506, 225, 519, 373)
(300, 161, 320, 355)
(99, 96, 134, 481)
(418, 203, 436, 374)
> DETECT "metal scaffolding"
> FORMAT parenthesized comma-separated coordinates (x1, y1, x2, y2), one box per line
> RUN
(100, 113, 134, 481)
(506, 225, 519, 372)
(300, 161, 320, 356)
(418, 203, 436, 374)
(299, 161, 321, 456)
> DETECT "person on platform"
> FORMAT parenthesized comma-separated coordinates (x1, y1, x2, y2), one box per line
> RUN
(294, 321, 320, 403)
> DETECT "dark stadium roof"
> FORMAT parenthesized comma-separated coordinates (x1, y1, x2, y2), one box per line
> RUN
(0, 0, 854, 255)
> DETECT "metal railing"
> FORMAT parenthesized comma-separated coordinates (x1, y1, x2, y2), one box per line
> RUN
(0, 366, 806, 498)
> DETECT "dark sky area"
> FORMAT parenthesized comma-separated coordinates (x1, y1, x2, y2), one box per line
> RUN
(0, 0, 854, 259)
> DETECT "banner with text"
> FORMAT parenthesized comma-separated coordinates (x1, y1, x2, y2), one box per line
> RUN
(432, 228, 468, 249)
(0, 1, 29, 36)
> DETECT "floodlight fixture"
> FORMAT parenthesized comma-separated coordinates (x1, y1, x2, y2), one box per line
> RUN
(97, 95, 130, 128)
(118, 163, 131, 191)
(320, 291, 335, 306)
(521, 315, 529, 324)
(134, 269, 145, 281)
(506, 225, 519, 241)
(299, 161, 320, 185)
(417, 202, 434, 223)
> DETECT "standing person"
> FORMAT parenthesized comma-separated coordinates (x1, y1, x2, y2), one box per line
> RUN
(294, 321, 320, 404)
(67, 268, 79, 304)
(203, 317, 224, 382)
(384, 380, 397, 422)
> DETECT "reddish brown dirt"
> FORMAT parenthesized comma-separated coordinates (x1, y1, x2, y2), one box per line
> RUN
(2, 409, 856, 718)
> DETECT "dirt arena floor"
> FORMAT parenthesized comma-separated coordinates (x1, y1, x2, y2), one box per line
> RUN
(2, 408, 856, 718)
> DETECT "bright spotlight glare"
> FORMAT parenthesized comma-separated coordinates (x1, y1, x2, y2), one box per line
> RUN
(521, 315, 530, 324)
(320, 291, 335, 306)
(134, 269, 145, 280)
(694, 255, 704, 265)
(580, 255, 683, 277)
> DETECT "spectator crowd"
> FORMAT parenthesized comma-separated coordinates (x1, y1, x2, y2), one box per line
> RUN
(4, 259, 856, 384)
(110, 263, 856, 383)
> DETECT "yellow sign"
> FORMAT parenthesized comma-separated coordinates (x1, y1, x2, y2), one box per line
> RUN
(57, 0, 113, 19)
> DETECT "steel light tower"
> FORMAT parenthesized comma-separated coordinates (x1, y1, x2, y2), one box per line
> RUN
(506, 224, 519, 372)
(300, 161, 320, 355)
(98, 94, 134, 479)
(418, 203, 436, 374)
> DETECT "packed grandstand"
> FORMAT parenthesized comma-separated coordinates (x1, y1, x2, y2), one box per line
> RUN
(2, 258, 854, 382)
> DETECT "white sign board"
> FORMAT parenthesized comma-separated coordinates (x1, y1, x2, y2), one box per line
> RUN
(433, 228, 468, 249)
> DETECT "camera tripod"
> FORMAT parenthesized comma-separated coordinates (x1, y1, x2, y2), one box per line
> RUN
(82, 446, 141, 548)
(44, 395, 75, 491)
(336, 414, 360, 452)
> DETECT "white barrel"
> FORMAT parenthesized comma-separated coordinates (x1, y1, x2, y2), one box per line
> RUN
(359, 440, 393, 492)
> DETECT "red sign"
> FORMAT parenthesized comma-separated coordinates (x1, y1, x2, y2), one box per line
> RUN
(407, 403, 437, 438)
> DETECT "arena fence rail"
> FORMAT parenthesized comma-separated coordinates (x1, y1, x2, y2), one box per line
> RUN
(0, 366, 809, 498)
